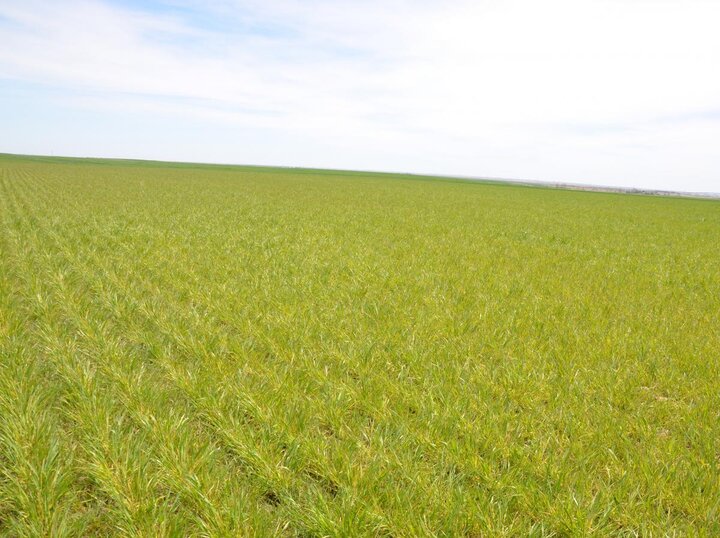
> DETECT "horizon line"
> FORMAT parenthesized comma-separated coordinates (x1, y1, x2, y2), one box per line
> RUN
(2, 151, 719, 200)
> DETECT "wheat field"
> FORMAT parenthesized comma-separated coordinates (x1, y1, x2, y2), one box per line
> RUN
(0, 154, 719, 536)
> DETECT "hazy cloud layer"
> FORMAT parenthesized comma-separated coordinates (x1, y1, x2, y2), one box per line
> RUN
(1, 0, 719, 191)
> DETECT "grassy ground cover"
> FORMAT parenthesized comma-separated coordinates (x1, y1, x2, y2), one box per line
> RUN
(0, 153, 719, 536)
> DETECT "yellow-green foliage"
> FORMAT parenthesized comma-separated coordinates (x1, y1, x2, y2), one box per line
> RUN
(1, 154, 719, 536)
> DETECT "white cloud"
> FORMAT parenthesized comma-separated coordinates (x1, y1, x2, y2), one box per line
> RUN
(1, 0, 719, 191)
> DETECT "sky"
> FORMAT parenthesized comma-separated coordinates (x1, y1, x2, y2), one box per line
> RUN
(1, 0, 720, 193)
